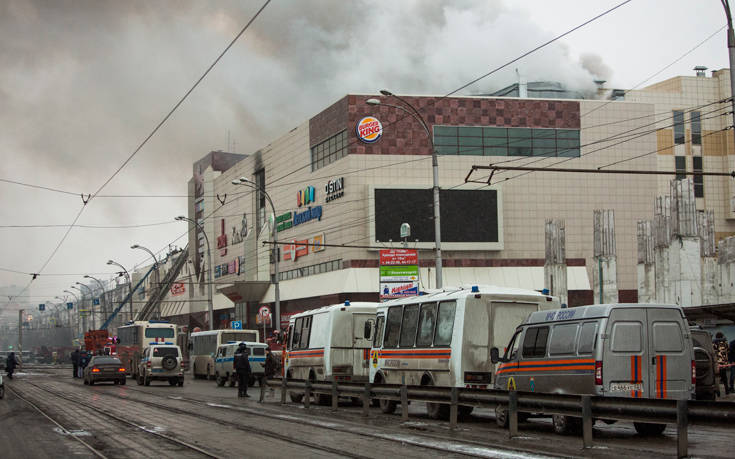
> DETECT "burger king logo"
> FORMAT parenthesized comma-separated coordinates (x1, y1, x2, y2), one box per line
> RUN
(356, 116, 383, 143)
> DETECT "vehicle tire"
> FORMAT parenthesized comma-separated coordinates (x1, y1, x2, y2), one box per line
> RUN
(552, 414, 580, 435)
(169, 378, 177, 386)
(207, 365, 215, 381)
(289, 392, 304, 403)
(137, 374, 143, 386)
(216, 373, 225, 387)
(89, 379, 94, 386)
(495, 405, 508, 428)
(113, 380, 119, 385)
(178, 379, 184, 387)
(379, 397, 397, 414)
(162, 356, 176, 371)
(120, 378, 126, 386)
(144, 374, 150, 386)
(83, 377, 89, 386)
(634, 422, 666, 436)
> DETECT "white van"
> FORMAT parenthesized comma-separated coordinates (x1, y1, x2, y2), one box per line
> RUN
(285, 301, 379, 404)
(492, 303, 694, 435)
(369, 285, 559, 419)
(213, 341, 268, 387)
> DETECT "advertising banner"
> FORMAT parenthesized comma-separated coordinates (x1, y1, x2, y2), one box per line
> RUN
(380, 282, 419, 298)
(380, 249, 418, 266)
(379, 265, 419, 282)
(170, 283, 186, 296)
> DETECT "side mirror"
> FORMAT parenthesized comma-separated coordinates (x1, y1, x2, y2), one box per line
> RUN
(187, 342, 193, 351)
(364, 320, 374, 340)
(490, 347, 500, 364)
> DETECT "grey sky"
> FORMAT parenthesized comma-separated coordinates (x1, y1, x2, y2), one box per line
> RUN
(0, 0, 729, 319)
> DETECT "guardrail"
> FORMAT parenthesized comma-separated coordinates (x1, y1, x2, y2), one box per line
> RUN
(260, 378, 735, 458)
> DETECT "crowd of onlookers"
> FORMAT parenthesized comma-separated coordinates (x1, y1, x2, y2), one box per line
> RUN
(712, 331, 735, 396)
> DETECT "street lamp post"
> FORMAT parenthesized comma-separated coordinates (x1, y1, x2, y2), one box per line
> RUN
(231, 177, 281, 333)
(55, 296, 70, 328)
(63, 289, 79, 338)
(366, 91, 443, 288)
(70, 285, 87, 333)
(176, 216, 214, 330)
(76, 282, 94, 329)
(84, 275, 108, 328)
(131, 244, 161, 319)
(107, 260, 133, 322)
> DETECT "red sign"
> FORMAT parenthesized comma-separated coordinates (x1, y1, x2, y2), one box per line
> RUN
(380, 249, 418, 266)
(283, 239, 309, 261)
(170, 283, 186, 296)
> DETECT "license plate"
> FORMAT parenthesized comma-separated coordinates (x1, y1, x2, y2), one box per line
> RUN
(609, 382, 643, 392)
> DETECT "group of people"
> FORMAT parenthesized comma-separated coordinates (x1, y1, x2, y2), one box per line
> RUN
(713, 331, 735, 395)
(70, 349, 92, 379)
(232, 343, 278, 398)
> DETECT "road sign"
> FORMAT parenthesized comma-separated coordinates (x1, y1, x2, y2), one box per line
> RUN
(39, 303, 45, 311)
(67, 302, 74, 310)
(230, 320, 243, 330)
(93, 298, 100, 305)
(258, 305, 271, 318)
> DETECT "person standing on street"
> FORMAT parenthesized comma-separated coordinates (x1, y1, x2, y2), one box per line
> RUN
(6, 352, 18, 379)
(713, 332, 730, 395)
(78, 351, 90, 379)
(233, 343, 251, 398)
(71, 349, 79, 378)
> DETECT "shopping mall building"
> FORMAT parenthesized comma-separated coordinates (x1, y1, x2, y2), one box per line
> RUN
(159, 68, 735, 331)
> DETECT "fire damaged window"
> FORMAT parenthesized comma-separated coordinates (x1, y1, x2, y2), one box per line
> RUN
(673, 110, 685, 144)
(311, 130, 348, 171)
(693, 156, 704, 198)
(433, 125, 579, 157)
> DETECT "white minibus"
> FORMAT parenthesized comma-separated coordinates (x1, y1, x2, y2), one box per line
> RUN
(189, 328, 259, 379)
(285, 301, 379, 404)
(368, 285, 559, 419)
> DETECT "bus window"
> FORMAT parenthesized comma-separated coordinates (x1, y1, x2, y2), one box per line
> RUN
(287, 324, 294, 350)
(399, 304, 420, 347)
(292, 318, 303, 349)
(434, 301, 456, 346)
(145, 327, 174, 339)
(299, 316, 312, 349)
(373, 315, 385, 347)
(577, 322, 597, 355)
(384, 306, 402, 348)
(549, 323, 578, 356)
(522, 326, 549, 358)
(416, 303, 437, 347)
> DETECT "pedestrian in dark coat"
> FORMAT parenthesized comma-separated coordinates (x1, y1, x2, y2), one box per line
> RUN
(6, 352, 18, 379)
(713, 332, 730, 395)
(71, 349, 80, 378)
(78, 352, 90, 379)
(233, 343, 251, 398)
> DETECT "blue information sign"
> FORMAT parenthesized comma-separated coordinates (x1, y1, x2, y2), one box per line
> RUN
(67, 302, 74, 310)
(93, 298, 100, 305)
(39, 303, 45, 311)
(230, 320, 242, 330)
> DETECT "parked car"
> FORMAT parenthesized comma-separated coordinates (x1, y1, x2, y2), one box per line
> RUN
(137, 344, 184, 387)
(690, 327, 717, 400)
(83, 355, 126, 386)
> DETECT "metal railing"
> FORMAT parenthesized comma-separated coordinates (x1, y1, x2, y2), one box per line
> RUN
(261, 378, 735, 458)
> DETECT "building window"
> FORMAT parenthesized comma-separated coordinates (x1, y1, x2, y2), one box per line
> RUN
(279, 259, 343, 281)
(673, 110, 685, 145)
(311, 130, 347, 171)
(675, 156, 686, 180)
(433, 125, 580, 157)
(693, 156, 704, 198)
(691, 111, 701, 146)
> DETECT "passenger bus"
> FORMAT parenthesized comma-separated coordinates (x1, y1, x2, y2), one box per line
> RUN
(368, 285, 559, 419)
(116, 320, 177, 377)
(189, 329, 259, 379)
(285, 301, 379, 404)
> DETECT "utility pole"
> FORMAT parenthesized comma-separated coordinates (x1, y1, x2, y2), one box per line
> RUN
(18, 309, 23, 362)
(723, 0, 735, 148)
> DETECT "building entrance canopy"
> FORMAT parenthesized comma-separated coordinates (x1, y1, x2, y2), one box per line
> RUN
(217, 281, 271, 303)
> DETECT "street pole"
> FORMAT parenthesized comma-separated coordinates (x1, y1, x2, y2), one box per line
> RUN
(77, 282, 94, 329)
(84, 275, 107, 330)
(722, 1, 735, 146)
(367, 93, 443, 288)
(132, 245, 160, 319)
(64, 289, 79, 342)
(18, 309, 23, 358)
(107, 260, 132, 322)
(232, 178, 281, 333)
(176, 216, 214, 330)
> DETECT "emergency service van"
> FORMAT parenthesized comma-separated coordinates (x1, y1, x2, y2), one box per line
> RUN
(368, 285, 559, 419)
(492, 303, 694, 435)
(285, 301, 379, 404)
(214, 341, 268, 387)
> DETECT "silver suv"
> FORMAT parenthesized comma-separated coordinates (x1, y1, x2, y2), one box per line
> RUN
(137, 344, 184, 387)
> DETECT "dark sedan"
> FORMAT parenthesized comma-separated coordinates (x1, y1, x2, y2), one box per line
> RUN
(83, 356, 127, 385)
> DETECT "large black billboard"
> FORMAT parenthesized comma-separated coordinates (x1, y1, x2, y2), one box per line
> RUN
(373, 188, 499, 244)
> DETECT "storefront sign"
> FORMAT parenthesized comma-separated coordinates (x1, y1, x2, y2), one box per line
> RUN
(214, 256, 243, 278)
(217, 218, 227, 255)
(293, 206, 322, 226)
(379, 249, 419, 300)
(170, 283, 186, 296)
(276, 211, 293, 232)
(283, 233, 325, 261)
(325, 177, 344, 202)
(297, 186, 316, 207)
(356, 116, 383, 143)
(379, 265, 419, 282)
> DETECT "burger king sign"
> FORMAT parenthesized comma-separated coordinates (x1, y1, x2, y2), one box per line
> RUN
(356, 116, 383, 143)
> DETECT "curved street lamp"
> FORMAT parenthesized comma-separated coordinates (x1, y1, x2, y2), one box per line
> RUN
(131, 244, 161, 319)
(64, 289, 80, 337)
(107, 259, 133, 322)
(176, 216, 214, 330)
(84, 274, 108, 326)
(76, 282, 95, 329)
(231, 177, 280, 332)
(70, 285, 88, 332)
(367, 91, 443, 288)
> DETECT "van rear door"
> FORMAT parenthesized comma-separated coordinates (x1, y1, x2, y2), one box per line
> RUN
(647, 308, 690, 400)
(603, 308, 649, 398)
(352, 314, 373, 378)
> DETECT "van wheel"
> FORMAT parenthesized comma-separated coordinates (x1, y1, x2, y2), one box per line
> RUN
(634, 422, 666, 436)
(289, 392, 304, 403)
(144, 375, 150, 386)
(216, 373, 225, 387)
(137, 374, 143, 385)
(379, 397, 397, 414)
(552, 414, 581, 435)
